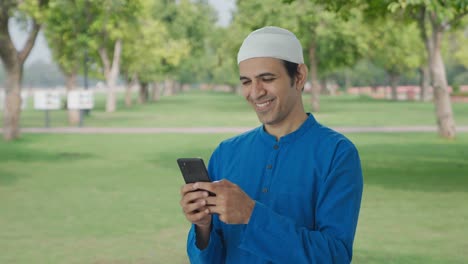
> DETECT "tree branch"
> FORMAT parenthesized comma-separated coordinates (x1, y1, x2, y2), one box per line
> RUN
(17, 0, 50, 63)
(444, 9, 468, 29)
(417, 7, 428, 42)
(0, 5, 20, 69)
(18, 20, 41, 64)
(111, 39, 122, 77)
(98, 47, 111, 79)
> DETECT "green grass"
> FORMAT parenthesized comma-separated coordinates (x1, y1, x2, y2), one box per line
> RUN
(1, 133, 468, 263)
(4, 90, 468, 128)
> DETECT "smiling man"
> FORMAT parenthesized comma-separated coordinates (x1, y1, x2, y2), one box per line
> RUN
(179, 26, 363, 263)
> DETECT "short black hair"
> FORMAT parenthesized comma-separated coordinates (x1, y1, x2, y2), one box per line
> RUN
(281, 60, 302, 90)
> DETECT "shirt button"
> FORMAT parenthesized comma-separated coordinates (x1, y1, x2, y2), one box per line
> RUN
(262, 188, 268, 193)
(273, 145, 279, 150)
(266, 164, 272, 169)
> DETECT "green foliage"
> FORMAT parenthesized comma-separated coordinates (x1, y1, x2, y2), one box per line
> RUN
(120, 0, 190, 83)
(43, 0, 143, 80)
(147, 0, 219, 84)
(452, 71, 468, 88)
(448, 21, 468, 69)
(388, 0, 468, 24)
(347, 60, 388, 87)
(17, 0, 50, 22)
(367, 19, 423, 76)
(44, 0, 90, 74)
(386, 0, 468, 44)
(304, 6, 368, 75)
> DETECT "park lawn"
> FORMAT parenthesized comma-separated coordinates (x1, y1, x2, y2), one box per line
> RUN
(0, 132, 467, 263)
(5, 90, 468, 128)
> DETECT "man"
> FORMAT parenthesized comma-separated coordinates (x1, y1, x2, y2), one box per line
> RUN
(179, 26, 363, 263)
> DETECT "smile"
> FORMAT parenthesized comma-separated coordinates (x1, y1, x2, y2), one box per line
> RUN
(255, 99, 274, 110)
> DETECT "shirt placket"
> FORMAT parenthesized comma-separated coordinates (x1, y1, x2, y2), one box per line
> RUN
(260, 142, 281, 198)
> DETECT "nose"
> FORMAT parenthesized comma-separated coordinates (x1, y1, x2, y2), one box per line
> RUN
(250, 80, 266, 100)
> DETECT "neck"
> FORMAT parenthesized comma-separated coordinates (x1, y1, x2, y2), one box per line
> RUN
(265, 112, 308, 141)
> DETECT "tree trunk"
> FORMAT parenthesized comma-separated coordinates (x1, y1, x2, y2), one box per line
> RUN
(308, 41, 320, 112)
(125, 73, 137, 107)
(416, 10, 433, 103)
(124, 83, 133, 107)
(389, 72, 399, 101)
(65, 72, 80, 126)
(176, 81, 182, 94)
(3, 66, 22, 140)
(430, 27, 456, 139)
(419, 65, 431, 101)
(0, 12, 41, 140)
(344, 69, 351, 92)
(164, 79, 174, 96)
(98, 39, 122, 113)
(152, 82, 161, 102)
(139, 82, 149, 103)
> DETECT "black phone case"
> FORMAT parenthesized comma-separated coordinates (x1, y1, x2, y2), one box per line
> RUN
(177, 158, 211, 183)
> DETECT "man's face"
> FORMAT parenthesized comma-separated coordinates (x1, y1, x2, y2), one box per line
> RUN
(239, 57, 302, 127)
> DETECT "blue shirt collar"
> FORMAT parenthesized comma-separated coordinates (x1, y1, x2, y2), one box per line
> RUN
(258, 113, 317, 144)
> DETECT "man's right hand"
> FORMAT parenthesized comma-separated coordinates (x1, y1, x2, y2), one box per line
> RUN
(180, 183, 212, 226)
(180, 184, 213, 249)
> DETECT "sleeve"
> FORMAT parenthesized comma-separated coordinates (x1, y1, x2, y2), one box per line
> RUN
(186, 146, 226, 263)
(186, 217, 225, 264)
(238, 142, 363, 263)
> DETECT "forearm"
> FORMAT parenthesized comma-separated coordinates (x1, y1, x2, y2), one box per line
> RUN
(195, 224, 211, 249)
(239, 202, 354, 263)
(187, 220, 225, 264)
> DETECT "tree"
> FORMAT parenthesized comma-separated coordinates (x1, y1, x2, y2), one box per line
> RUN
(0, 0, 49, 140)
(44, 0, 96, 125)
(164, 0, 219, 88)
(367, 19, 422, 100)
(387, 1, 468, 139)
(295, 2, 367, 111)
(120, 0, 189, 104)
(91, 0, 141, 112)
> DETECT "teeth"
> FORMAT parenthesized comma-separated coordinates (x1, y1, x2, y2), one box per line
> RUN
(256, 100, 271, 107)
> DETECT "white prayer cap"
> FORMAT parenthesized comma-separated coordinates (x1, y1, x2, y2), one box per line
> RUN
(237, 26, 304, 64)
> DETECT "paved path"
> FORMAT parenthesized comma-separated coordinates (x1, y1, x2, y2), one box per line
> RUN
(2, 126, 468, 134)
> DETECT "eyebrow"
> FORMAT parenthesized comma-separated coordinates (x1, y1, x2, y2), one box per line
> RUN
(239, 72, 277, 81)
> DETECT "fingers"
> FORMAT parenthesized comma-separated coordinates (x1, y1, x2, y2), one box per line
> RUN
(193, 182, 216, 193)
(194, 179, 232, 193)
(188, 208, 210, 222)
(180, 183, 196, 196)
(180, 189, 209, 206)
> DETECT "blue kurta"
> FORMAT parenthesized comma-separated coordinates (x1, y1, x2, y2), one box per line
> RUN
(187, 114, 363, 263)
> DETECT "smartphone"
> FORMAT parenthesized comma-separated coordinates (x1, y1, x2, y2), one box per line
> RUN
(177, 158, 211, 184)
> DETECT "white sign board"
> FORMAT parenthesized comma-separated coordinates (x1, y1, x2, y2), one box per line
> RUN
(68, 90, 94, 110)
(21, 91, 28, 109)
(34, 90, 62, 110)
(0, 91, 28, 110)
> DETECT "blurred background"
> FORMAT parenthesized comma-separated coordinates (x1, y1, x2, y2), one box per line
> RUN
(1, 0, 467, 263)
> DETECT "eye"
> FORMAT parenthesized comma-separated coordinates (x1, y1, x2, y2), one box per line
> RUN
(262, 78, 275, 83)
(241, 80, 251, 86)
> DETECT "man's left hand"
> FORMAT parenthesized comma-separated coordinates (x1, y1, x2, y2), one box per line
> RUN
(193, 180, 255, 225)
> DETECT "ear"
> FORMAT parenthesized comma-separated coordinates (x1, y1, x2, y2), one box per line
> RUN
(295, 64, 308, 92)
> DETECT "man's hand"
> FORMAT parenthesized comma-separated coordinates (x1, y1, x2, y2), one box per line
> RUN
(180, 184, 213, 249)
(194, 180, 255, 224)
(180, 184, 212, 227)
